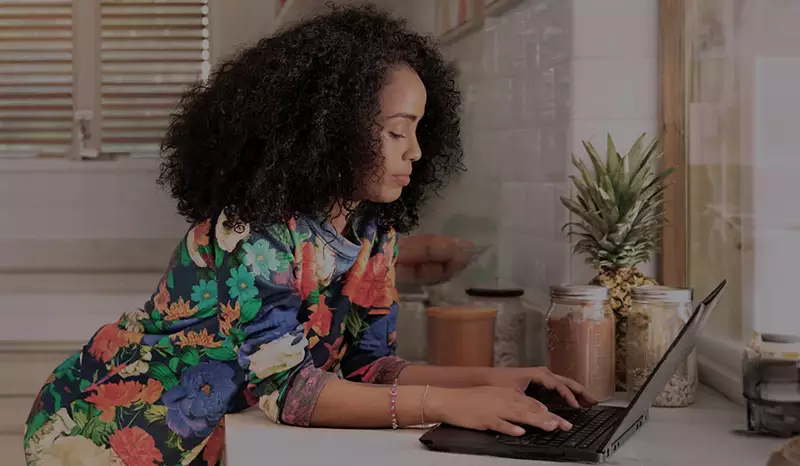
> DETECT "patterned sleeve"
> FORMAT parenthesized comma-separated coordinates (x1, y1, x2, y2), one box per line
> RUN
(339, 228, 411, 384)
(216, 213, 337, 427)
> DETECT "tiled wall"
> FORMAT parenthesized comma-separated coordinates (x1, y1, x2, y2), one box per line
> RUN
(569, 0, 659, 283)
(418, 0, 659, 307)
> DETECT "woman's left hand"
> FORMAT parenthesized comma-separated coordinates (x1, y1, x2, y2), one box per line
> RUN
(487, 367, 598, 409)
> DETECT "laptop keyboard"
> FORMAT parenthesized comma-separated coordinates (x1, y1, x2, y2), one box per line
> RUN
(497, 406, 619, 450)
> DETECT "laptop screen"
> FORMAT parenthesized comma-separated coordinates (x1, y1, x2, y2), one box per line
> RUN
(608, 280, 727, 445)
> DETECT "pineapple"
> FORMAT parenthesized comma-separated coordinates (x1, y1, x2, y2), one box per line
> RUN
(560, 133, 674, 390)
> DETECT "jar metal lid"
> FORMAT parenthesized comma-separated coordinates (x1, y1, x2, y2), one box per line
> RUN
(426, 306, 498, 320)
(549, 284, 608, 301)
(465, 287, 524, 298)
(632, 285, 693, 302)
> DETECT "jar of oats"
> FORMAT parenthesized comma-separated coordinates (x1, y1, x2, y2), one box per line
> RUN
(547, 285, 615, 402)
(626, 286, 696, 407)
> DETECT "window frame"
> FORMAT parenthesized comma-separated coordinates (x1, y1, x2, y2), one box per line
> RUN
(0, 0, 214, 161)
(658, 0, 752, 405)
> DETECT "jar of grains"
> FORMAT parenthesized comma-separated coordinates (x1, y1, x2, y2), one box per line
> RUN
(466, 287, 527, 368)
(547, 285, 615, 402)
(626, 286, 696, 407)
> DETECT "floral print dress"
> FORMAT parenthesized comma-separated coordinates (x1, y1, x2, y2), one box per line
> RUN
(23, 212, 410, 466)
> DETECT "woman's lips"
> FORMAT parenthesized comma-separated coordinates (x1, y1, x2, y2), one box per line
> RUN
(393, 175, 411, 186)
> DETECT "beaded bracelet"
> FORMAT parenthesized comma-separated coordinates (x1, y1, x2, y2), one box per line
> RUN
(390, 378, 399, 430)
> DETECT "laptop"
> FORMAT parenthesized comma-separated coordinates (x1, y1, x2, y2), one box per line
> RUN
(419, 280, 728, 463)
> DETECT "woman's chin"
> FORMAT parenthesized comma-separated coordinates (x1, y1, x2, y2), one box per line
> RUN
(368, 187, 403, 204)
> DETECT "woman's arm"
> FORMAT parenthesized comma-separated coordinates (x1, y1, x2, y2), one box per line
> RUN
(310, 379, 429, 428)
(397, 364, 491, 388)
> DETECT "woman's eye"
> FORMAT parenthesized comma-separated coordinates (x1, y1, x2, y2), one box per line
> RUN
(389, 132, 405, 139)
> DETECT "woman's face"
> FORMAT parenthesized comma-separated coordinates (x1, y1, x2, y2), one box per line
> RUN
(361, 65, 427, 203)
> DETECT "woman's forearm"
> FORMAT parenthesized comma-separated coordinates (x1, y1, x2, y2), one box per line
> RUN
(397, 364, 491, 388)
(309, 378, 432, 428)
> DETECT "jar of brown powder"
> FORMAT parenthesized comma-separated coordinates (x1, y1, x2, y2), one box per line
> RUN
(546, 285, 615, 402)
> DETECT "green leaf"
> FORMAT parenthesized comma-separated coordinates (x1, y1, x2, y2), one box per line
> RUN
(625, 133, 648, 183)
(47, 384, 62, 411)
(83, 416, 116, 446)
(24, 411, 48, 444)
(72, 408, 89, 429)
(148, 362, 179, 391)
(157, 336, 172, 349)
(560, 197, 607, 236)
(179, 346, 200, 366)
(240, 298, 262, 324)
(72, 398, 92, 417)
(229, 328, 246, 345)
(180, 244, 192, 266)
(169, 357, 180, 372)
(629, 136, 662, 187)
(275, 251, 293, 272)
(307, 289, 320, 305)
(53, 352, 79, 378)
(215, 242, 225, 269)
(344, 308, 366, 339)
(268, 223, 293, 248)
(167, 271, 174, 289)
(581, 140, 616, 198)
(192, 305, 218, 320)
(144, 404, 168, 424)
(79, 379, 91, 393)
(167, 430, 185, 452)
(204, 346, 238, 361)
(606, 134, 621, 183)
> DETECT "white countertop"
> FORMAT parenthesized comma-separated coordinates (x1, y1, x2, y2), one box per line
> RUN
(224, 386, 784, 466)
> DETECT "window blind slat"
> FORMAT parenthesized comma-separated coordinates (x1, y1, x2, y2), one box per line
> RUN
(0, 0, 73, 157)
(101, 0, 209, 157)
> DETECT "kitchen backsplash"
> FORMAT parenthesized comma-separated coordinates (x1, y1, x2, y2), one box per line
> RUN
(417, 0, 659, 309)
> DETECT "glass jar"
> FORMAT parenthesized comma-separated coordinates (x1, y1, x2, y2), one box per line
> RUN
(395, 284, 429, 363)
(743, 332, 800, 437)
(466, 287, 526, 367)
(426, 306, 497, 367)
(547, 285, 615, 402)
(626, 286, 696, 407)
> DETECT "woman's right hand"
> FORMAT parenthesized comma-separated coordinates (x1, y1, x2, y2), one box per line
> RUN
(424, 386, 573, 436)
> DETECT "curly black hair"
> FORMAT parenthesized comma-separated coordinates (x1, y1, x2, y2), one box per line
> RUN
(158, 3, 464, 234)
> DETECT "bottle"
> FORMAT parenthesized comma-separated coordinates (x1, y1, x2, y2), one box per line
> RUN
(626, 286, 696, 407)
(546, 285, 615, 402)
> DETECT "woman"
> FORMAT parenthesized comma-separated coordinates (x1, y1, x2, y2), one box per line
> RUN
(23, 5, 595, 465)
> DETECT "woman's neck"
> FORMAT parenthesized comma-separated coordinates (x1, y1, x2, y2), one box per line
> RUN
(329, 214, 348, 234)
(329, 201, 359, 234)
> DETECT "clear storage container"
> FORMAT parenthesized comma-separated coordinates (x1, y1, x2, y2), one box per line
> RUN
(743, 332, 800, 437)
(466, 287, 526, 367)
(547, 285, 615, 402)
(395, 284, 429, 363)
(626, 286, 696, 407)
(426, 306, 497, 367)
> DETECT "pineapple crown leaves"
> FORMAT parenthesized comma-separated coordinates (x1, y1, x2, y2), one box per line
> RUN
(559, 133, 675, 269)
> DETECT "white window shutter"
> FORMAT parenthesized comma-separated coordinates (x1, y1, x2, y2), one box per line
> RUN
(100, 0, 210, 157)
(0, 0, 74, 158)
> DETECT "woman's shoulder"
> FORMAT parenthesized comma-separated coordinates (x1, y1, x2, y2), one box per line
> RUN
(212, 211, 315, 253)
